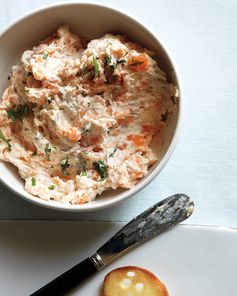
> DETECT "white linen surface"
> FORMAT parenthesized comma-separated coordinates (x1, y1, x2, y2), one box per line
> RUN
(0, 0, 236, 226)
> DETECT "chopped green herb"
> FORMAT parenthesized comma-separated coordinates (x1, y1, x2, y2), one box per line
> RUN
(48, 185, 55, 190)
(31, 177, 36, 186)
(0, 129, 11, 151)
(93, 56, 99, 78)
(82, 65, 89, 76)
(117, 59, 126, 64)
(104, 55, 116, 83)
(45, 143, 51, 160)
(105, 55, 112, 66)
(82, 128, 91, 134)
(24, 88, 30, 94)
(129, 60, 144, 67)
(109, 147, 117, 157)
(93, 160, 107, 180)
(60, 158, 70, 175)
(48, 95, 55, 103)
(7, 105, 28, 122)
(43, 52, 48, 60)
(32, 151, 37, 156)
(79, 171, 87, 177)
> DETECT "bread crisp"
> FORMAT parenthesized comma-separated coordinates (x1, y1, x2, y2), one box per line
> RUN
(103, 266, 169, 296)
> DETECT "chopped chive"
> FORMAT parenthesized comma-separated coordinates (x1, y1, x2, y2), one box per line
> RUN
(31, 177, 36, 186)
(0, 129, 11, 151)
(45, 143, 51, 160)
(82, 128, 91, 134)
(48, 94, 55, 103)
(43, 52, 48, 60)
(93, 160, 107, 180)
(7, 104, 28, 122)
(105, 55, 112, 66)
(82, 65, 89, 76)
(109, 147, 117, 157)
(60, 158, 70, 176)
(117, 59, 126, 64)
(104, 55, 116, 83)
(130, 60, 144, 66)
(48, 185, 55, 190)
(93, 56, 99, 78)
(32, 151, 37, 156)
(79, 171, 87, 177)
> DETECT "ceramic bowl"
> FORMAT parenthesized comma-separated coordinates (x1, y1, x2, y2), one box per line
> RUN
(0, 3, 181, 211)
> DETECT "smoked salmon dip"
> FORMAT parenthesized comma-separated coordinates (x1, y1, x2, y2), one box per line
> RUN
(0, 26, 177, 204)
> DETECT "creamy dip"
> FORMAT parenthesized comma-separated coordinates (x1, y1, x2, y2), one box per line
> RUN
(0, 26, 177, 204)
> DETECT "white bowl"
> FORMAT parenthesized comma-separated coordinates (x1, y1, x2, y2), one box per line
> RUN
(0, 3, 181, 212)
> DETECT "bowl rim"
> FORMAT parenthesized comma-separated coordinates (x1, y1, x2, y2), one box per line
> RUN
(0, 1, 183, 212)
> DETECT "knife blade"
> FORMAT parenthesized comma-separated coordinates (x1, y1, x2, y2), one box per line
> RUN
(31, 193, 194, 296)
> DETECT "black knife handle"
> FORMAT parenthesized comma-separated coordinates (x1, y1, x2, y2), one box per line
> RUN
(30, 257, 98, 296)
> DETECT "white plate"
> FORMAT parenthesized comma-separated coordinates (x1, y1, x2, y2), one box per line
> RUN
(0, 222, 236, 295)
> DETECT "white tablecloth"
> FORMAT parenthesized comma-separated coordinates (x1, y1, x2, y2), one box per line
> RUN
(0, 0, 236, 226)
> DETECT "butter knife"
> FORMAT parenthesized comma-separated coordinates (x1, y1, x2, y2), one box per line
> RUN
(31, 193, 194, 296)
